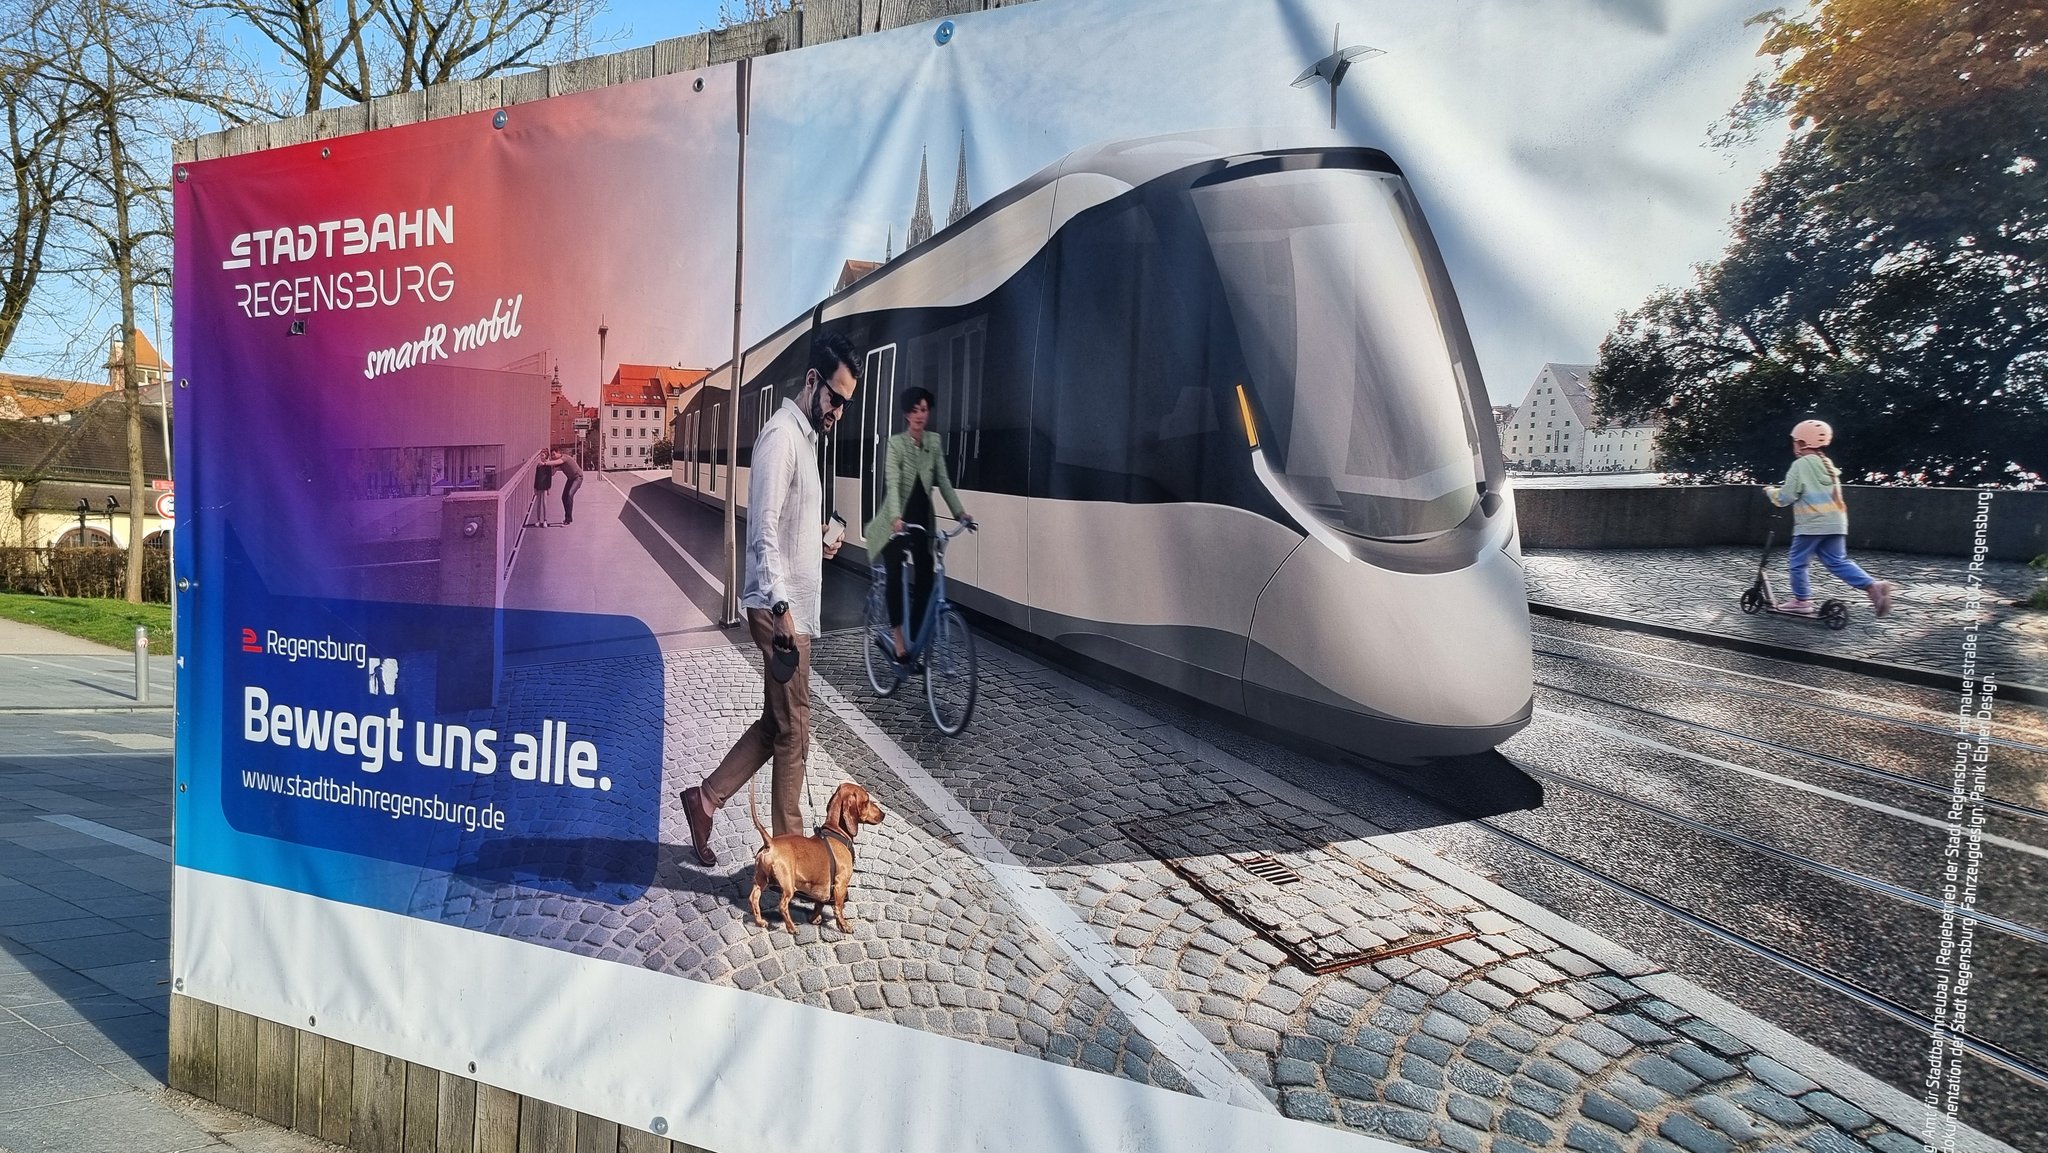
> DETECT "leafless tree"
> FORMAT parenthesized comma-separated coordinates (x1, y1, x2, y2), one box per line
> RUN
(191, 0, 612, 115)
(0, 0, 88, 363)
(26, 0, 261, 602)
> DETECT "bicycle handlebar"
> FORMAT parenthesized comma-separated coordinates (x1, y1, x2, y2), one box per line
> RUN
(888, 520, 976, 545)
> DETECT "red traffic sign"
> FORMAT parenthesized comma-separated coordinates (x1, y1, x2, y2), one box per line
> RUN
(154, 491, 175, 520)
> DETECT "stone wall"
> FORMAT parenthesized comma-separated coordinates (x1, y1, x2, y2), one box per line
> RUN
(1515, 484, 2047, 561)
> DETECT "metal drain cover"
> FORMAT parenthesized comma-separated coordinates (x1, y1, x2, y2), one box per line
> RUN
(1126, 804, 1472, 973)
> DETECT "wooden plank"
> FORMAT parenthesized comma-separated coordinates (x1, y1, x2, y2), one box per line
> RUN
(426, 79, 466, 121)
(880, 0, 983, 27)
(609, 47, 655, 86)
(548, 56, 608, 98)
(272, 115, 315, 147)
(435, 1072, 477, 1153)
(460, 77, 505, 114)
(473, 1082, 521, 1153)
(253, 1017, 297, 1126)
(403, 1062, 439, 1152)
(351, 1045, 409, 1153)
(802, 0, 863, 44)
(308, 103, 370, 141)
(215, 1007, 260, 1114)
(167, 994, 217, 1099)
(293, 1030, 323, 1131)
(501, 70, 549, 106)
(571, 1111, 617, 1153)
(652, 33, 712, 76)
(320, 1034, 355, 1145)
(516, 1097, 574, 1152)
(617, 1126, 669, 1153)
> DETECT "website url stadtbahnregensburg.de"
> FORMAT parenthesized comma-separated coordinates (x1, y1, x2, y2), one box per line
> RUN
(241, 771, 507, 833)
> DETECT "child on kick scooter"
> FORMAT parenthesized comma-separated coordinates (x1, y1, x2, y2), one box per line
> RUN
(1762, 419, 1895, 617)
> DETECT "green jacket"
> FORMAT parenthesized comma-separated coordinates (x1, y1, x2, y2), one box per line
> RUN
(864, 430, 965, 548)
(1766, 452, 1848, 535)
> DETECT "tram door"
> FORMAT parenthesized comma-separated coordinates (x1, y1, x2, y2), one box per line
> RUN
(859, 343, 898, 542)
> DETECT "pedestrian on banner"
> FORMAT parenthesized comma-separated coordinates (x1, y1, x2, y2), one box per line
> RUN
(530, 449, 554, 527)
(864, 385, 974, 664)
(548, 449, 584, 525)
(1763, 419, 1894, 617)
(679, 331, 862, 864)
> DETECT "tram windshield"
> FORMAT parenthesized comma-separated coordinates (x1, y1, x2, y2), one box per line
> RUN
(1192, 165, 1483, 541)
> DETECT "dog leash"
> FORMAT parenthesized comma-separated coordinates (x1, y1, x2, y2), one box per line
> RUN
(817, 825, 855, 892)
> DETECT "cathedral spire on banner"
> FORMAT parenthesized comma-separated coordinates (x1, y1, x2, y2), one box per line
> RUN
(948, 131, 971, 227)
(907, 147, 934, 249)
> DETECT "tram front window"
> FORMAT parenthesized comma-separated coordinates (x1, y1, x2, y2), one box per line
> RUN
(1192, 165, 1483, 541)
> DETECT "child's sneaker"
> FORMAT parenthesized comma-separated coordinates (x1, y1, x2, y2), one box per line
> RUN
(1867, 581, 1895, 617)
(1779, 598, 1817, 615)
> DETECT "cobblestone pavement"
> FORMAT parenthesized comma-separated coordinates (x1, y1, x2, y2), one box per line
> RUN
(396, 633, 1982, 1153)
(1522, 547, 2046, 688)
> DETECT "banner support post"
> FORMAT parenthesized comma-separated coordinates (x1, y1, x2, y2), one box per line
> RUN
(721, 57, 751, 629)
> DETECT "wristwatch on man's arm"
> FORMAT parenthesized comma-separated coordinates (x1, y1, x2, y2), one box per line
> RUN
(771, 600, 788, 618)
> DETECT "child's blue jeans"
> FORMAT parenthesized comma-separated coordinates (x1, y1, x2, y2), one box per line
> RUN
(1787, 533, 1872, 601)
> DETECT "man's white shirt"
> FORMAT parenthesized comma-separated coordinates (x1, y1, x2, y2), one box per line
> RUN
(741, 397, 823, 635)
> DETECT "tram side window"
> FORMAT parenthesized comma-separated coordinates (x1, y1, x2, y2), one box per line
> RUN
(1047, 198, 1231, 505)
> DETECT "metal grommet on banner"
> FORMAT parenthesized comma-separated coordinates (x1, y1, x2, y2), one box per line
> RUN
(176, 578, 190, 590)
(934, 19, 954, 45)
(175, 167, 188, 182)
(174, 978, 184, 991)
(492, 109, 508, 129)
(693, 77, 704, 92)
(467, 1061, 477, 1073)
(651, 1118, 669, 1136)
(308, 1015, 316, 1026)
(320, 146, 330, 158)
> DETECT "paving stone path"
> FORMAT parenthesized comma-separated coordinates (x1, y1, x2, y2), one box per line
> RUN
(1523, 547, 2045, 689)
(392, 633, 1953, 1153)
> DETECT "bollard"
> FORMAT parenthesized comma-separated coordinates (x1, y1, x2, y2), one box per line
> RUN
(135, 626, 149, 704)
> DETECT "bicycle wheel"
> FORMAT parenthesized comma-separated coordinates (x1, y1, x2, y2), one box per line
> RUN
(863, 572, 899, 697)
(925, 606, 976, 735)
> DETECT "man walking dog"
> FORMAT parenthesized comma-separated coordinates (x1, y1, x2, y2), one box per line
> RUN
(680, 331, 862, 864)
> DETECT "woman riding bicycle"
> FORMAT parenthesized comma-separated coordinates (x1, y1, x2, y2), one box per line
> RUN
(864, 386, 973, 663)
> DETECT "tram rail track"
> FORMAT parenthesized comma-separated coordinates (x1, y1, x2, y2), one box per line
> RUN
(1532, 637, 2048, 756)
(1533, 677, 2048, 826)
(1505, 752, 2048, 947)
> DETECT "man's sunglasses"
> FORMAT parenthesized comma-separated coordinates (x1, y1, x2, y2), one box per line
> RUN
(819, 387, 852, 411)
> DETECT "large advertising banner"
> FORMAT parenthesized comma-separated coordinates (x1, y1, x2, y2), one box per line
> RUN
(171, 1, 2034, 1151)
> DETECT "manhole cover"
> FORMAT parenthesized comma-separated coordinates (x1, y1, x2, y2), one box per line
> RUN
(1126, 804, 1472, 974)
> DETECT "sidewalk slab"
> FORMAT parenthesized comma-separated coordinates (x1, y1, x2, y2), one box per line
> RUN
(0, 717, 341, 1153)
(1522, 547, 2045, 691)
(0, 616, 123, 656)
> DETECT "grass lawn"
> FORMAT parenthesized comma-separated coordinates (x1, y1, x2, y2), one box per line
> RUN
(0, 593, 172, 652)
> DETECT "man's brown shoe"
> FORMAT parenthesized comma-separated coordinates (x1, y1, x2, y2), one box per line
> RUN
(680, 786, 716, 866)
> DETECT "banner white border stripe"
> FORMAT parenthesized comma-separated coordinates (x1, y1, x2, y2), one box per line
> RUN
(174, 868, 1397, 1153)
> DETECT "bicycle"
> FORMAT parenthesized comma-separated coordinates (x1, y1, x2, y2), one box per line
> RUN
(863, 521, 977, 735)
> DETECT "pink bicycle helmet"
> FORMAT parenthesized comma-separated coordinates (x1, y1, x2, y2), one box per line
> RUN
(1791, 419, 1833, 449)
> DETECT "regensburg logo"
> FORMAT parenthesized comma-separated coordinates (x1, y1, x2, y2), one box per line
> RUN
(244, 627, 394, 693)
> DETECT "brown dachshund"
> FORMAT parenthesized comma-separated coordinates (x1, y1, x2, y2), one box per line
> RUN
(747, 779, 885, 933)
